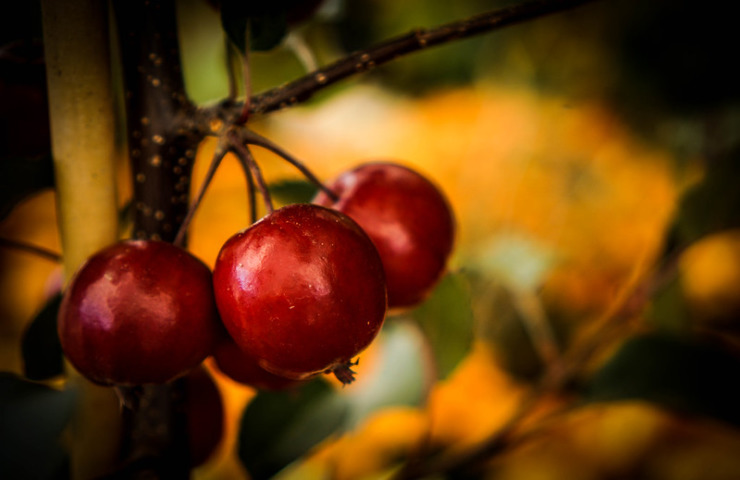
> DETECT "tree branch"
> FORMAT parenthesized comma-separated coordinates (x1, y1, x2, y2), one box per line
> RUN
(114, 0, 204, 243)
(247, 0, 600, 115)
(111, 1, 200, 477)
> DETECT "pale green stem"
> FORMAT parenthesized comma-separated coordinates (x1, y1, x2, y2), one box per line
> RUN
(41, 1, 122, 478)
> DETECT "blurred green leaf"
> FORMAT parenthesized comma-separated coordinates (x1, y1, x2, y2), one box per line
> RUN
(238, 378, 348, 479)
(474, 280, 545, 382)
(584, 333, 740, 427)
(269, 179, 318, 206)
(0, 154, 54, 221)
(219, 1, 295, 54)
(21, 293, 64, 381)
(0, 373, 77, 479)
(342, 319, 431, 428)
(473, 234, 557, 292)
(644, 275, 691, 334)
(412, 272, 474, 379)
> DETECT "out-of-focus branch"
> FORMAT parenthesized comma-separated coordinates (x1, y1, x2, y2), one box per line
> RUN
(247, 0, 600, 115)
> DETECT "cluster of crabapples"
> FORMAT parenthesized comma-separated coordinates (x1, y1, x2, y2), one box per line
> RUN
(57, 162, 455, 390)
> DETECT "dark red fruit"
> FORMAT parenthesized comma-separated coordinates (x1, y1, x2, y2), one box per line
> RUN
(213, 338, 304, 391)
(212, 203, 387, 383)
(57, 240, 221, 386)
(314, 162, 455, 308)
(185, 366, 224, 467)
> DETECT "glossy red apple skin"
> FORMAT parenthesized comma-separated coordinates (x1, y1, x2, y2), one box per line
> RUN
(213, 338, 304, 390)
(212, 203, 387, 381)
(314, 162, 455, 308)
(57, 240, 221, 386)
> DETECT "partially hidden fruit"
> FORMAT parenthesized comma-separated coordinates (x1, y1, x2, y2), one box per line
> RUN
(185, 366, 224, 467)
(213, 338, 304, 391)
(314, 162, 455, 308)
(57, 240, 221, 386)
(213, 203, 387, 383)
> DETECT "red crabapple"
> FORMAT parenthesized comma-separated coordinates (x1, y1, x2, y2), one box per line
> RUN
(314, 162, 455, 308)
(57, 240, 221, 385)
(212, 203, 387, 384)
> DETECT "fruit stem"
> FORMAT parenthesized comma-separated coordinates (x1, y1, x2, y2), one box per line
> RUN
(243, 129, 339, 202)
(173, 140, 228, 248)
(228, 130, 275, 215)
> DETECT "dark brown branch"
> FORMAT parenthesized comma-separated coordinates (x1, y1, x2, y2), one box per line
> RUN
(111, 1, 199, 477)
(113, 0, 204, 244)
(247, 0, 599, 115)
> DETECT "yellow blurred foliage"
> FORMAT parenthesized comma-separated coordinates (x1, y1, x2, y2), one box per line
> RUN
(425, 342, 527, 451)
(329, 407, 429, 480)
(488, 402, 740, 480)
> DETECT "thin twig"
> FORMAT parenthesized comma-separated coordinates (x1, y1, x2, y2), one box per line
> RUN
(248, 0, 599, 115)
(173, 141, 228, 247)
(0, 237, 62, 263)
(242, 129, 339, 202)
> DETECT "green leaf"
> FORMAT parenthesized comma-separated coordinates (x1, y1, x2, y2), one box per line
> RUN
(411, 272, 475, 379)
(644, 275, 692, 334)
(0, 154, 54, 221)
(0, 373, 77, 479)
(342, 320, 431, 428)
(474, 281, 546, 381)
(269, 179, 318, 206)
(238, 378, 349, 479)
(249, 13, 289, 52)
(584, 333, 740, 427)
(22, 293, 65, 381)
(219, 1, 290, 54)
